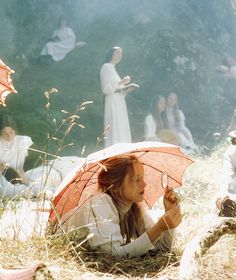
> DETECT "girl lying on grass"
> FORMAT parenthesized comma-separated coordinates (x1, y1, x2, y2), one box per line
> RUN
(56, 154, 182, 258)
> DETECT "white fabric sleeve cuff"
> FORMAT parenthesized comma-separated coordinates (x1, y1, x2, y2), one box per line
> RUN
(121, 232, 155, 258)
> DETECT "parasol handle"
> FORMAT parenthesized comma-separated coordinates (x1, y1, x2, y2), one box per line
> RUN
(161, 172, 169, 189)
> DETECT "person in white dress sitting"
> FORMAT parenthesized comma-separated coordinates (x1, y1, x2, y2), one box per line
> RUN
(54, 154, 182, 258)
(0, 114, 33, 182)
(215, 131, 236, 217)
(166, 93, 198, 152)
(144, 95, 179, 145)
(40, 16, 86, 62)
(100, 46, 138, 147)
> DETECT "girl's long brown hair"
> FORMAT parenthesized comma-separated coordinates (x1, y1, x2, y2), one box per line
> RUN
(98, 154, 145, 243)
(149, 95, 169, 132)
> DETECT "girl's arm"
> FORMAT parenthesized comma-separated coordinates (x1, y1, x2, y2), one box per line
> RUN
(86, 193, 181, 258)
(86, 193, 154, 257)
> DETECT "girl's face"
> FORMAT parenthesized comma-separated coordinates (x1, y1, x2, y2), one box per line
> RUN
(1, 126, 16, 142)
(157, 97, 166, 112)
(167, 93, 177, 107)
(122, 160, 146, 205)
(112, 48, 122, 64)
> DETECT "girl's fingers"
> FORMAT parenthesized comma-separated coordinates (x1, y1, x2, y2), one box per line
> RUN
(165, 190, 179, 203)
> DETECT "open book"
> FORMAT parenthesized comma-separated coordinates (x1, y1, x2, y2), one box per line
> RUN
(120, 83, 140, 94)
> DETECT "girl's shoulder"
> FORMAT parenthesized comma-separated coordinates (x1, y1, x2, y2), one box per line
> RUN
(91, 192, 113, 205)
(101, 62, 113, 70)
(145, 114, 154, 121)
(89, 192, 119, 219)
(15, 135, 32, 142)
(15, 135, 33, 146)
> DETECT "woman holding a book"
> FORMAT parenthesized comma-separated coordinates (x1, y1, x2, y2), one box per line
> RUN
(99, 46, 139, 147)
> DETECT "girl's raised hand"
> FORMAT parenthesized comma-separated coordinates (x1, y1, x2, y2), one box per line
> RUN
(163, 187, 180, 212)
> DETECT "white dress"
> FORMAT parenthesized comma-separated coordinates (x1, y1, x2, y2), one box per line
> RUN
(0, 169, 60, 200)
(0, 135, 33, 171)
(0, 174, 29, 198)
(144, 114, 160, 141)
(0, 200, 50, 241)
(100, 63, 131, 147)
(0, 158, 85, 240)
(166, 107, 197, 150)
(40, 27, 76, 61)
(58, 192, 173, 258)
(25, 156, 84, 198)
(218, 145, 236, 202)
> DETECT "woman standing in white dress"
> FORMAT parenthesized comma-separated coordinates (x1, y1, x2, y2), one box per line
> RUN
(0, 115, 33, 180)
(100, 46, 135, 147)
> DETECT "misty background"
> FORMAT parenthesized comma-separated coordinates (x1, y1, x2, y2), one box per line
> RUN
(1, 0, 236, 162)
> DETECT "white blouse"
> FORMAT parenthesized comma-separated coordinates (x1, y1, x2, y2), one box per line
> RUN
(0, 135, 33, 171)
(100, 63, 122, 95)
(59, 192, 156, 258)
(166, 107, 186, 133)
(219, 145, 236, 201)
(144, 114, 160, 141)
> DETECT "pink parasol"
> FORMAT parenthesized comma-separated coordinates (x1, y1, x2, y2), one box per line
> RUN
(49, 141, 194, 223)
(0, 59, 17, 106)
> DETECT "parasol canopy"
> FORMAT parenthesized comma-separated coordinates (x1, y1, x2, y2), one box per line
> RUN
(49, 141, 194, 223)
(0, 59, 17, 106)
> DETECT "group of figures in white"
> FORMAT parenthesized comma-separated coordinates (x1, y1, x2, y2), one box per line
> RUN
(0, 43, 235, 262)
(99, 46, 198, 154)
(0, 114, 83, 199)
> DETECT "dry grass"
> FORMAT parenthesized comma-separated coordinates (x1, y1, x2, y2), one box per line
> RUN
(0, 144, 235, 279)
